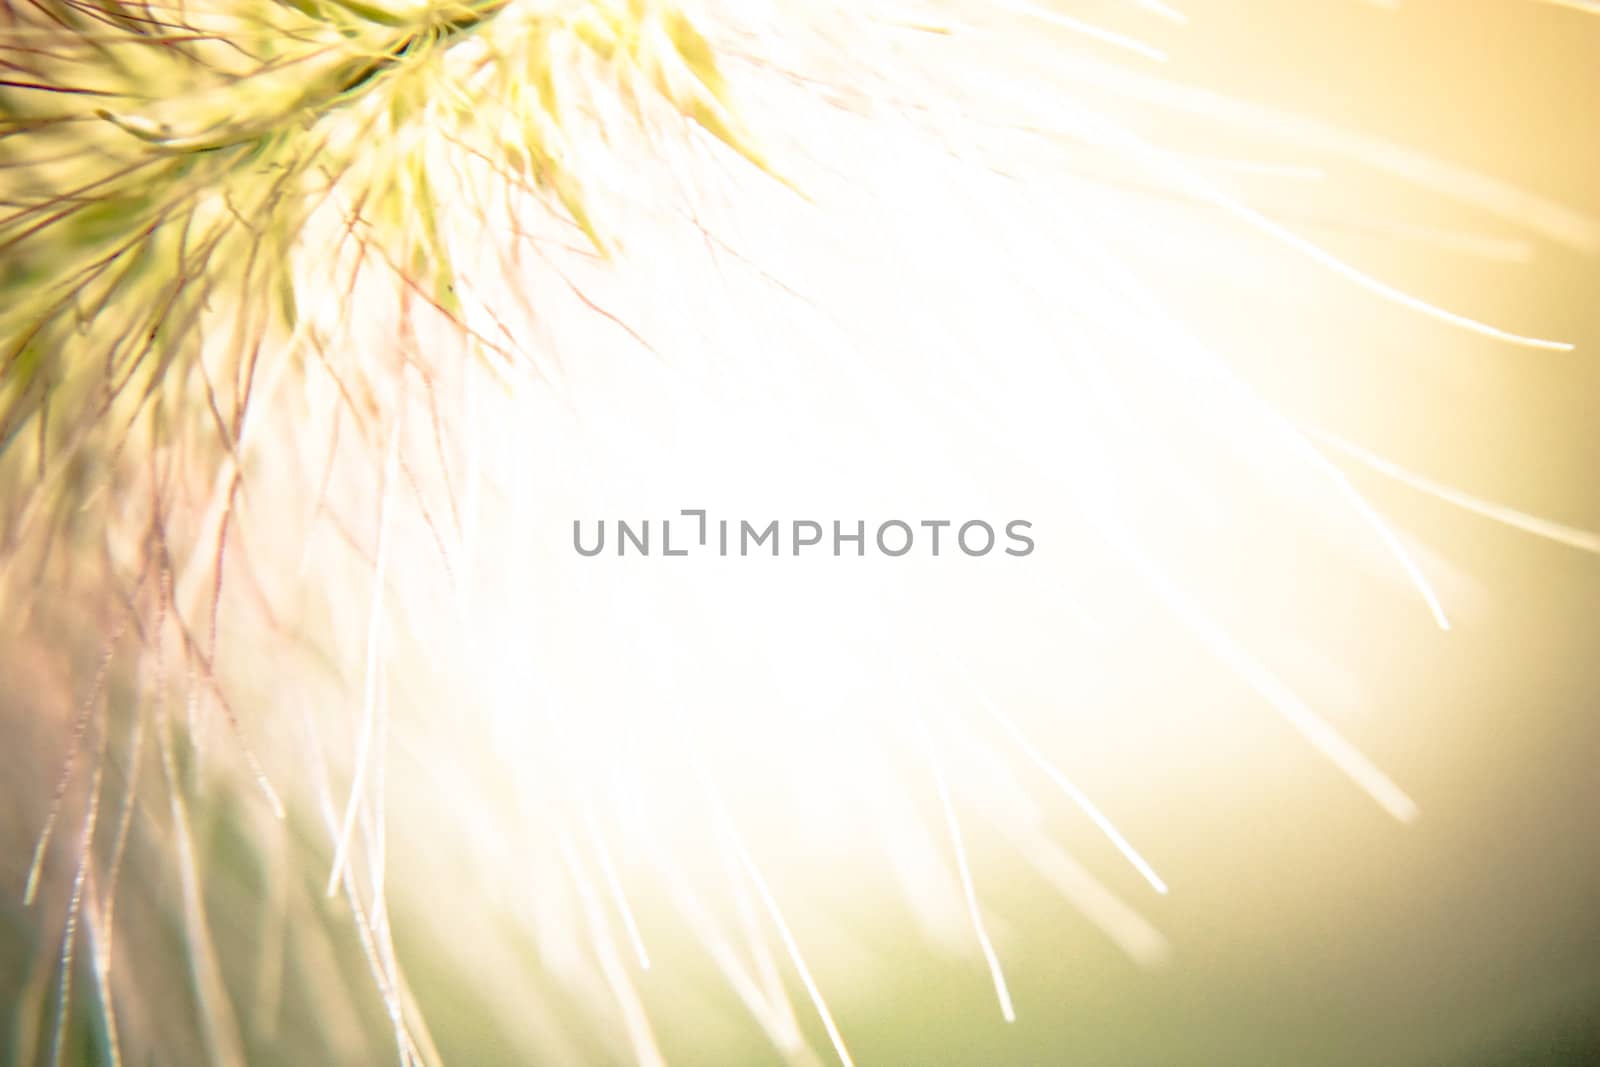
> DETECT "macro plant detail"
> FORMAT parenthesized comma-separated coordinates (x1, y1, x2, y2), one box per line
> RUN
(2, 2, 1598, 1066)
